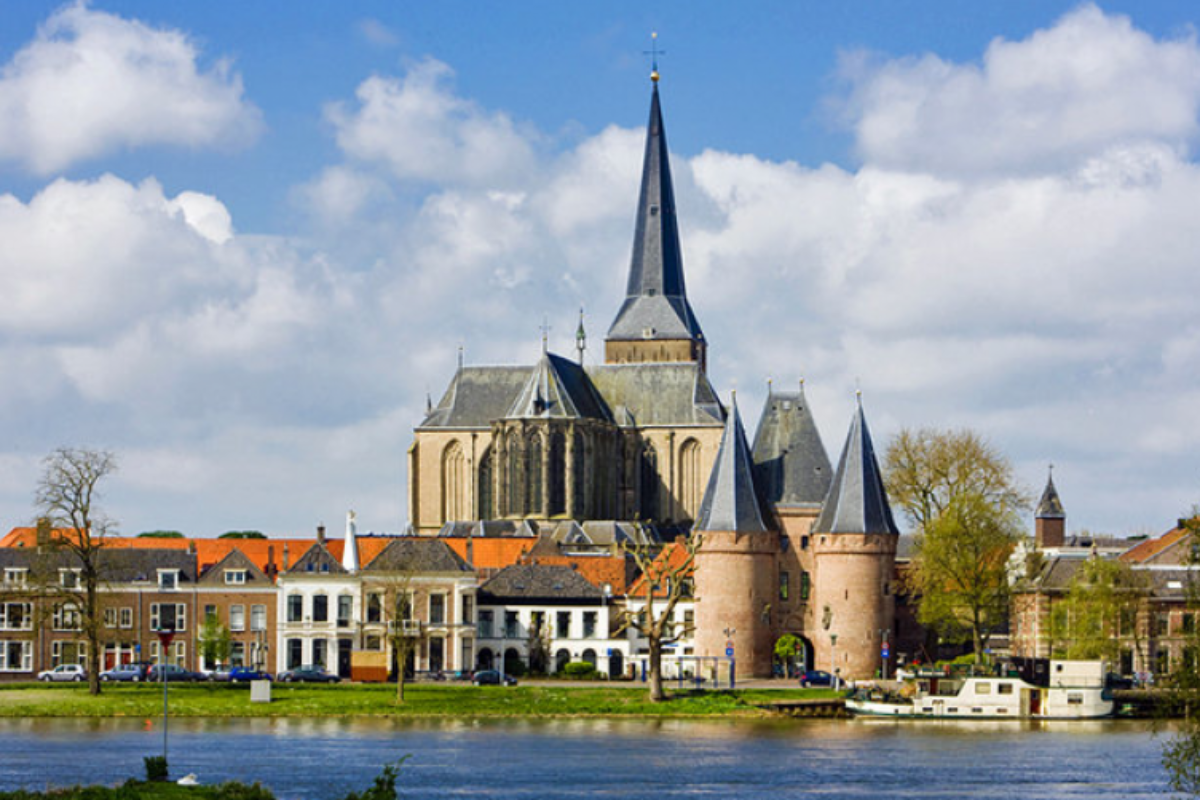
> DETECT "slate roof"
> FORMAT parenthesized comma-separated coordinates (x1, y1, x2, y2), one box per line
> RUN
(752, 386, 832, 508)
(695, 397, 768, 533)
(420, 366, 529, 428)
(1036, 473, 1066, 519)
(363, 537, 473, 573)
(607, 83, 704, 345)
(587, 363, 723, 427)
(286, 542, 347, 576)
(813, 400, 901, 536)
(477, 563, 605, 603)
(0, 547, 197, 583)
(197, 548, 271, 586)
(507, 352, 611, 420)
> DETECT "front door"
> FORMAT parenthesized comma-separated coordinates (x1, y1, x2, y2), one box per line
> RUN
(337, 638, 352, 678)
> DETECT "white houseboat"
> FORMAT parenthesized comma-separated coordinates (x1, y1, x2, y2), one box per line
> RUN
(846, 660, 1114, 720)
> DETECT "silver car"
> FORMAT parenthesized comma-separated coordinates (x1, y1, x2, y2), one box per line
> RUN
(37, 664, 86, 682)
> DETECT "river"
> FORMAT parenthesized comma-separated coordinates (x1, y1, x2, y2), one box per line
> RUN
(0, 718, 1175, 799)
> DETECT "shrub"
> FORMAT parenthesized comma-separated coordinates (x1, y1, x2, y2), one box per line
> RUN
(340, 759, 408, 800)
(561, 662, 599, 680)
(143, 756, 168, 782)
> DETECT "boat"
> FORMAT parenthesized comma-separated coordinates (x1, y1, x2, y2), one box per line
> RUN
(845, 659, 1114, 720)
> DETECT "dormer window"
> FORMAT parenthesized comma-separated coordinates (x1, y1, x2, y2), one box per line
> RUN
(59, 569, 81, 590)
(158, 570, 179, 591)
(224, 570, 247, 585)
(4, 568, 27, 587)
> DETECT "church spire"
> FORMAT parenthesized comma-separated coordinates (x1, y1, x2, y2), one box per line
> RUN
(695, 394, 767, 533)
(605, 74, 706, 369)
(813, 398, 900, 536)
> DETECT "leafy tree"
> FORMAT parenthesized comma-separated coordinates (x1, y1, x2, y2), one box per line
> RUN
(618, 533, 699, 702)
(1047, 556, 1147, 663)
(1161, 514, 1200, 795)
(33, 447, 118, 696)
(885, 429, 1030, 663)
(200, 614, 233, 669)
(137, 531, 185, 538)
(774, 634, 801, 675)
(220, 531, 266, 539)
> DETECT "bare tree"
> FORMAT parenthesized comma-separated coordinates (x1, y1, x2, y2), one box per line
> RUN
(33, 447, 118, 695)
(366, 572, 422, 704)
(618, 534, 700, 702)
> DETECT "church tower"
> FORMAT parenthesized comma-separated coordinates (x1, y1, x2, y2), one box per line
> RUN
(693, 396, 777, 678)
(810, 397, 900, 680)
(605, 76, 707, 370)
(1034, 469, 1066, 549)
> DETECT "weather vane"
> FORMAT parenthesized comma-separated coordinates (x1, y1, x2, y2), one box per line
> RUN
(644, 32, 665, 82)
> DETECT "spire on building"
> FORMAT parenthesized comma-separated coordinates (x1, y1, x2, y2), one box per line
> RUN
(576, 307, 586, 365)
(695, 394, 767, 533)
(605, 76, 706, 366)
(342, 510, 359, 573)
(752, 379, 832, 508)
(1036, 467, 1066, 519)
(1034, 465, 1066, 549)
(813, 397, 900, 535)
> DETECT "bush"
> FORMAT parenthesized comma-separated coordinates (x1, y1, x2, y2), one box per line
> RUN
(144, 756, 168, 782)
(560, 662, 599, 680)
(340, 759, 408, 800)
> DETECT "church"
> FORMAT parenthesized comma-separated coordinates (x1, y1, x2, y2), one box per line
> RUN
(407, 71, 901, 680)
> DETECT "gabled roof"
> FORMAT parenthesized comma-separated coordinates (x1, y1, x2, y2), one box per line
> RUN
(813, 399, 900, 536)
(606, 83, 704, 345)
(286, 542, 347, 576)
(0, 547, 197, 583)
(1036, 473, 1066, 519)
(362, 537, 473, 573)
(418, 366, 529, 428)
(695, 397, 768, 534)
(477, 563, 604, 603)
(752, 385, 832, 508)
(197, 548, 271, 586)
(1121, 521, 1197, 565)
(626, 540, 694, 599)
(506, 352, 611, 421)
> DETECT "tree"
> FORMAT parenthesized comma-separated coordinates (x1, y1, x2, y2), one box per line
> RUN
(199, 614, 233, 670)
(138, 531, 185, 538)
(885, 429, 1030, 663)
(220, 531, 266, 539)
(33, 447, 118, 696)
(618, 533, 699, 702)
(366, 572, 422, 705)
(1047, 556, 1147, 663)
(774, 634, 801, 677)
(1161, 514, 1200, 795)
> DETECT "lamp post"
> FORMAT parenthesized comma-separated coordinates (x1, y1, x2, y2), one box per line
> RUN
(156, 623, 176, 769)
(830, 633, 838, 691)
(723, 627, 736, 689)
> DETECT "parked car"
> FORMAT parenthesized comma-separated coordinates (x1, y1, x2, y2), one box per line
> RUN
(206, 667, 235, 682)
(228, 667, 272, 683)
(277, 666, 340, 683)
(146, 664, 205, 682)
(99, 664, 146, 682)
(38, 664, 86, 682)
(472, 670, 517, 687)
(799, 669, 834, 688)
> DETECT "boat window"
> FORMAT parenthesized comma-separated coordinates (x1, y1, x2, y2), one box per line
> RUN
(1068, 693, 1083, 705)
(975, 682, 992, 695)
(997, 683, 1013, 695)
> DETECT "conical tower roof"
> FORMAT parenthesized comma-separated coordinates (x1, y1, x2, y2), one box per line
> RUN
(606, 82, 704, 344)
(1036, 471, 1066, 520)
(814, 398, 900, 536)
(752, 383, 832, 508)
(695, 396, 767, 533)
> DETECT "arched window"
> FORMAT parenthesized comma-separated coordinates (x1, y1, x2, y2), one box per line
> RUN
(639, 442, 659, 521)
(506, 431, 522, 517)
(441, 440, 465, 523)
(548, 431, 566, 516)
(477, 446, 494, 519)
(679, 438, 702, 520)
(526, 434, 543, 516)
(572, 431, 587, 517)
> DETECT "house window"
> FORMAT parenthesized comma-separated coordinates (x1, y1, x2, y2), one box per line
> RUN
(478, 610, 494, 638)
(287, 595, 303, 623)
(337, 596, 353, 628)
(312, 594, 328, 623)
(230, 641, 246, 668)
(60, 569, 81, 590)
(365, 635, 382, 651)
(429, 595, 446, 625)
(120, 607, 133, 629)
(1157, 613, 1170, 637)
(0, 603, 32, 631)
(51, 640, 86, 667)
(583, 611, 597, 639)
(53, 604, 81, 631)
(230, 604, 246, 632)
(504, 611, 519, 639)
(224, 570, 247, 585)
(150, 603, 186, 632)
(0, 640, 33, 672)
(158, 571, 178, 591)
(251, 604, 267, 632)
(366, 594, 382, 623)
(204, 605, 218, 623)
(684, 610, 695, 633)
(429, 637, 444, 672)
(1184, 614, 1196, 635)
(779, 571, 790, 601)
(172, 641, 186, 667)
(287, 639, 302, 669)
(4, 568, 27, 586)
(800, 572, 811, 601)
(461, 594, 474, 625)
(312, 639, 327, 668)
(104, 608, 118, 628)
(557, 611, 572, 638)
(1156, 648, 1171, 675)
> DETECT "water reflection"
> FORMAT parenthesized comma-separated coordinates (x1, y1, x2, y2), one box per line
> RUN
(0, 717, 1172, 800)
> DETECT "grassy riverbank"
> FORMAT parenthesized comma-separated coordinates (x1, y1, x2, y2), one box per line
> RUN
(0, 682, 831, 719)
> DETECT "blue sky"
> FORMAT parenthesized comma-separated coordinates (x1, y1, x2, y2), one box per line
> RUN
(1, 1, 1198, 538)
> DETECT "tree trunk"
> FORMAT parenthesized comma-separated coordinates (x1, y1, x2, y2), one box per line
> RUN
(86, 579, 101, 696)
(647, 634, 664, 702)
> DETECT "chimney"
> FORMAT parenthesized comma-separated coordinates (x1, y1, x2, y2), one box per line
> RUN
(342, 511, 359, 573)
(317, 525, 326, 546)
(188, 540, 197, 554)
(35, 518, 51, 548)
(267, 545, 277, 580)
(282, 543, 290, 571)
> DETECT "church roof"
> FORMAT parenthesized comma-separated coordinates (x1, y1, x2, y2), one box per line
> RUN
(1036, 473, 1066, 520)
(587, 362, 723, 427)
(752, 385, 832, 508)
(507, 352, 611, 421)
(607, 82, 704, 345)
(813, 400, 900, 536)
(420, 366, 529, 428)
(695, 397, 768, 533)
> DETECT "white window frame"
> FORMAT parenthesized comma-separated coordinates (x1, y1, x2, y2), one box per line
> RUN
(120, 607, 134, 629)
(158, 570, 179, 591)
(0, 640, 33, 672)
(3, 568, 27, 587)
(224, 570, 247, 585)
(0, 602, 33, 631)
(59, 569, 81, 590)
(150, 602, 187, 632)
(250, 604, 267, 632)
(53, 603, 82, 631)
(230, 604, 246, 632)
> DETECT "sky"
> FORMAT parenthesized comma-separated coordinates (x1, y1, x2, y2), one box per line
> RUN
(1, 1, 1198, 539)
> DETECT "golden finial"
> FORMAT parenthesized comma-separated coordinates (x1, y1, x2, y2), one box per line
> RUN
(646, 32, 663, 83)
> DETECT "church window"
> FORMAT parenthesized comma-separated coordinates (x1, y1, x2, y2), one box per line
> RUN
(572, 431, 587, 515)
(800, 572, 811, 601)
(639, 442, 659, 521)
(477, 447, 494, 519)
(779, 571, 790, 601)
(679, 439, 702, 519)
(548, 431, 566, 516)
(441, 441, 466, 523)
(506, 431, 522, 516)
(526, 434, 544, 516)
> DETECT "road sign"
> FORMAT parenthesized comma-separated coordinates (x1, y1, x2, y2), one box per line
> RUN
(725, 646, 734, 658)
(882, 645, 890, 660)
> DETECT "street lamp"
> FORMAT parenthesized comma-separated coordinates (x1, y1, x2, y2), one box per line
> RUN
(723, 627, 736, 689)
(822, 605, 837, 691)
(156, 623, 176, 770)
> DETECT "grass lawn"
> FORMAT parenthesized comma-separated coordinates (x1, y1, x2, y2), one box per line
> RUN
(0, 682, 835, 719)
(0, 780, 275, 800)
